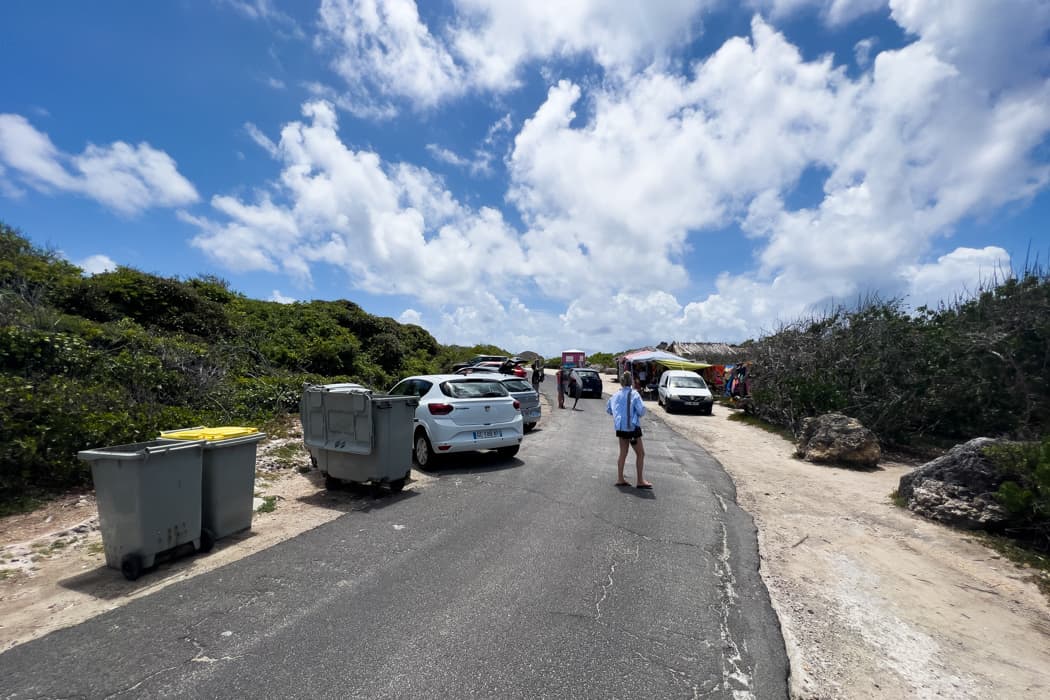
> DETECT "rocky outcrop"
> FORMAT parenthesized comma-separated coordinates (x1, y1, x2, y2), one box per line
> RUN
(897, 437, 1011, 530)
(795, 413, 881, 468)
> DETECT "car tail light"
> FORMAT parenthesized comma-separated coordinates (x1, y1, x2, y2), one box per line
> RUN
(514, 367, 526, 377)
(513, 400, 520, 409)
(428, 403, 454, 415)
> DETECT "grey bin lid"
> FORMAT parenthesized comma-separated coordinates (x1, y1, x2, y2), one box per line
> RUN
(77, 439, 207, 462)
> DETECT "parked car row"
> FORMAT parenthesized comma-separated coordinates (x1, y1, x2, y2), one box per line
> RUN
(387, 371, 542, 469)
(448, 355, 529, 377)
(455, 360, 527, 378)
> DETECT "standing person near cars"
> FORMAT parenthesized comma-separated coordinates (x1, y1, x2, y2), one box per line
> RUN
(532, 360, 544, 391)
(569, 371, 581, 410)
(555, 367, 565, 408)
(606, 371, 651, 489)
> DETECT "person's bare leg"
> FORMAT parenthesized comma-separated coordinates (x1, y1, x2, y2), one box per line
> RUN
(633, 439, 651, 487)
(616, 439, 630, 484)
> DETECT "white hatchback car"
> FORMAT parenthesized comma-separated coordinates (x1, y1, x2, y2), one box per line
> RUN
(657, 369, 714, 414)
(388, 374, 524, 469)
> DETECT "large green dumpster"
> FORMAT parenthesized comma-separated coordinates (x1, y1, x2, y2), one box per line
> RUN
(159, 426, 266, 541)
(300, 384, 418, 491)
(77, 440, 207, 580)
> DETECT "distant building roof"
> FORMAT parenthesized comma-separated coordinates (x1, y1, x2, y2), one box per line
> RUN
(663, 341, 745, 363)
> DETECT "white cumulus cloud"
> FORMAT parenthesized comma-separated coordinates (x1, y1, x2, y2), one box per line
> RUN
(315, 0, 714, 111)
(76, 254, 117, 275)
(318, 0, 466, 110)
(187, 101, 529, 305)
(0, 114, 199, 215)
(195, 3, 1050, 354)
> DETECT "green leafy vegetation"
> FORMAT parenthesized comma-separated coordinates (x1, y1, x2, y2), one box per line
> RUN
(984, 438, 1050, 551)
(0, 223, 511, 511)
(256, 495, 277, 513)
(744, 273, 1049, 449)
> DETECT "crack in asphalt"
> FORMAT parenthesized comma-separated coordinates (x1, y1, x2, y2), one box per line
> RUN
(100, 662, 183, 698)
(593, 559, 617, 623)
(713, 503, 756, 699)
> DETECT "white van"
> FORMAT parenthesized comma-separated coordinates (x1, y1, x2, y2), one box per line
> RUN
(657, 370, 714, 414)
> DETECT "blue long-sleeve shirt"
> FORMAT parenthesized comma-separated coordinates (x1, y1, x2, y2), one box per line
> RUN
(606, 387, 645, 431)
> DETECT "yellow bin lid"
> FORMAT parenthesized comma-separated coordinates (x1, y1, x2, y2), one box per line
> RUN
(160, 426, 258, 441)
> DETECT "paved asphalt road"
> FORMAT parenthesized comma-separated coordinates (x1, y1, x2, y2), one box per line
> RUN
(1, 380, 788, 699)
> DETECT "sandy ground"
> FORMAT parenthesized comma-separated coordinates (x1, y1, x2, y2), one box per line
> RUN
(653, 397, 1050, 699)
(0, 426, 437, 652)
(3, 394, 1050, 699)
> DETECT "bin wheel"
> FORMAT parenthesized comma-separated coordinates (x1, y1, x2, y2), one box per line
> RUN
(325, 474, 342, 490)
(121, 553, 144, 581)
(389, 475, 408, 492)
(413, 431, 437, 470)
(199, 528, 215, 554)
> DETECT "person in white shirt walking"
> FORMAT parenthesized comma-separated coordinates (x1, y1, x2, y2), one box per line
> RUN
(606, 371, 652, 489)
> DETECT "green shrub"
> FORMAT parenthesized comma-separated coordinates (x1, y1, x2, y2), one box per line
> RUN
(987, 438, 1050, 551)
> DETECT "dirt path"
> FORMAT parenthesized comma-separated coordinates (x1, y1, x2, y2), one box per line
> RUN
(652, 396, 1050, 699)
(3, 396, 1050, 699)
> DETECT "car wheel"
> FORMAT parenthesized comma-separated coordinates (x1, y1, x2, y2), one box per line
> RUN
(704, 406, 713, 416)
(497, 445, 519, 459)
(414, 430, 437, 470)
(524, 422, 536, 433)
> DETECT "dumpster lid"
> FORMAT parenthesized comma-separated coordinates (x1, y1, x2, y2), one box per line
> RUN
(160, 426, 259, 441)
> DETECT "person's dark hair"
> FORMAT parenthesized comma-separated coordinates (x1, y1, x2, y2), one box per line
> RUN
(621, 371, 633, 387)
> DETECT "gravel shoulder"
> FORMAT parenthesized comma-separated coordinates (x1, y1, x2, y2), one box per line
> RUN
(653, 395, 1050, 699)
(3, 394, 1050, 699)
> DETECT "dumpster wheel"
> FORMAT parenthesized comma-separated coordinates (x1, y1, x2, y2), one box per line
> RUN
(325, 474, 342, 490)
(389, 472, 409, 492)
(198, 528, 215, 554)
(121, 553, 144, 581)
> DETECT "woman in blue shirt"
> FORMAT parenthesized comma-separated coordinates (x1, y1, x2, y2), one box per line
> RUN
(606, 371, 652, 489)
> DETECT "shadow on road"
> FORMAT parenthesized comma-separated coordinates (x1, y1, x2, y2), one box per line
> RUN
(57, 532, 253, 599)
(427, 451, 525, 476)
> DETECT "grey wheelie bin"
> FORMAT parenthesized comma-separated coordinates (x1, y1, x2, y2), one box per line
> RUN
(300, 383, 418, 492)
(77, 439, 207, 581)
(158, 426, 266, 541)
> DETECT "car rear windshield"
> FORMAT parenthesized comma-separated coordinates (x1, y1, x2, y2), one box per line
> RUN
(578, 370, 600, 379)
(670, 376, 707, 388)
(440, 379, 509, 398)
(502, 379, 534, 392)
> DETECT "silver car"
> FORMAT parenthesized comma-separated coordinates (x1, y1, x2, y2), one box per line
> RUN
(388, 374, 524, 469)
(496, 376, 542, 432)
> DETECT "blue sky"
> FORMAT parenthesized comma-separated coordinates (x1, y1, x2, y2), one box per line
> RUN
(2, 0, 1048, 357)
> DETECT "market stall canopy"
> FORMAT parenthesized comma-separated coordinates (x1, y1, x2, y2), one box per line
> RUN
(620, 349, 710, 370)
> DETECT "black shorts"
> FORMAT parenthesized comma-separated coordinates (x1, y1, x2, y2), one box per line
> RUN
(616, 427, 642, 439)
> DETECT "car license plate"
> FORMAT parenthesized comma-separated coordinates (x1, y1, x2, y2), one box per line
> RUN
(527, 408, 540, 417)
(685, 401, 699, 406)
(474, 429, 502, 440)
